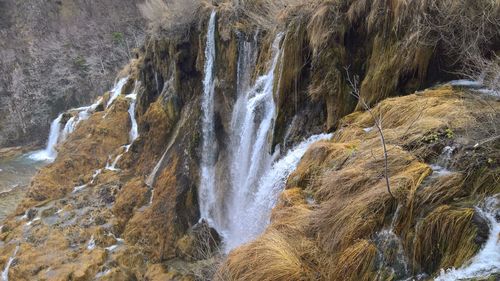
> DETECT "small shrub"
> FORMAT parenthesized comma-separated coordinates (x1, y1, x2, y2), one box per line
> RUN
(445, 128, 454, 139)
(111, 32, 124, 44)
(73, 56, 89, 72)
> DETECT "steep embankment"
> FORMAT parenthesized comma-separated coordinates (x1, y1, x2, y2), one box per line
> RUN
(218, 85, 500, 280)
(0, 0, 145, 147)
(0, 0, 499, 280)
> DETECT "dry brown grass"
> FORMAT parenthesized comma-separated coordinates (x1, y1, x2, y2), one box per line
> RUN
(218, 86, 500, 280)
(216, 229, 319, 281)
(138, 0, 202, 33)
(412, 205, 479, 273)
(328, 239, 378, 281)
(284, 0, 499, 105)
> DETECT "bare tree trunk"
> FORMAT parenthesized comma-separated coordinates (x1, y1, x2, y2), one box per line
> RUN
(345, 67, 395, 199)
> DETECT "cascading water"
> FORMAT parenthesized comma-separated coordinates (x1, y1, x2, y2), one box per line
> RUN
(60, 116, 77, 142)
(224, 133, 332, 251)
(60, 97, 104, 143)
(429, 146, 454, 177)
(126, 91, 139, 143)
(29, 77, 122, 163)
(374, 204, 410, 280)
(1, 245, 19, 281)
(106, 78, 129, 109)
(29, 113, 64, 162)
(435, 195, 500, 281)
(222, 33, 283, 245)
(105, 85, 139, 171)
(199, 10, 218, 227)
(196, 28, 332, 250)
(230, 34, 282, 206)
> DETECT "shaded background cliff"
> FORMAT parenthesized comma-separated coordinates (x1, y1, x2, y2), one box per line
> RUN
(0, 0, 145, 147)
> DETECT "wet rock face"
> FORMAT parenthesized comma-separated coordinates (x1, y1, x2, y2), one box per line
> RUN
(0, 0, 145, 147)
(176, 220, 221, 261)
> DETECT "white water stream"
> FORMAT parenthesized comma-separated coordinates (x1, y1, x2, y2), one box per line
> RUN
(29, 113, 63, 162)
(29, 77, 127, 163)
(225, 133, 332, 251)
(435, 195, 500, 281)
(199, 10, 218, 227)
(1, 245, 19, 281)
(106, 78, 129, 109)
(196, 22, 334, 251)
(222, 33, 284, 248)
(105, 86, 138, 171)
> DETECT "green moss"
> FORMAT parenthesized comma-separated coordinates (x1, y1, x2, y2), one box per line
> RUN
(445, 128, 454, 139)
(73, 55, 89, 72)
(112, 31, 124, 44)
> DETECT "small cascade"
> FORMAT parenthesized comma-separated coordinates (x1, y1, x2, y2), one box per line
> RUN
(374, 204, 410, 280)
(29, 113, 64, 162)
(60, 116, 77, 142)
(106, 78, 129, 109)
(1, 245, 19, 281)
(29, 87, 108, 163)
(126, 91, 139, 143)
(435, 195, 500, 281)
(60, 97, 104, 143)
(448, 79, 499, 97)
(105, 152, 124, 171)
(87, 236, 96, 250)
(224, 133, 332, 251)
(105, 84, 139, 172)
(73, 169, 102, 193)
(429, 146, 454, 177)
(199, 10, 218, 227)
(146, 149, 167, 188)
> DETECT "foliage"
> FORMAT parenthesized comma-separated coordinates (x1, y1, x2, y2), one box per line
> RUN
(111, 31, 124, 43)
(73, 55, 89, 72)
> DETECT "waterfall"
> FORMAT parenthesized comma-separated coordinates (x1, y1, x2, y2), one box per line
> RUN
(1, 245, 19, 281)
(374, 204, 410, 280)
(126, 91, 139, 143)
(106, 77, 128, 109)
(224, 133, 332, 251)
(435, 195, 500, 281)
(221, 34, 283, 243)
(29, 113, 64, 162)
(60, 116, 77, 142)
(199, 10, 218, 227)
(105, 83, 139, 172)
(29, 78, 116, 163)
(196, 26, 328, 250)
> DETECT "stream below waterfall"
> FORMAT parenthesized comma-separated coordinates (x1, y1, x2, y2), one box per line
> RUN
(0, 155, 44, 222)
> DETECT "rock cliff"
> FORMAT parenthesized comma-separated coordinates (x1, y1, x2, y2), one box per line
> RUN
(0, 1, 499, 280)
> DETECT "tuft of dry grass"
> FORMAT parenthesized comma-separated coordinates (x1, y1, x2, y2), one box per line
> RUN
(216, 229, 319, 281)
(412, 205, 479, 273)
(138, 0, 202, 34)
(328, 239, 378, 281)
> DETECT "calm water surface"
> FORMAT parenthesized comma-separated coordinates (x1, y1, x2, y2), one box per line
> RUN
(0, 155, 45, 222)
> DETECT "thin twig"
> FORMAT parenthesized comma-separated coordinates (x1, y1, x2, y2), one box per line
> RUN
(345, 67, 395, 199)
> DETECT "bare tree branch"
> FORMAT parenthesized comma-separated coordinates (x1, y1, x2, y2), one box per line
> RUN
(345, 66, 395, 199)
